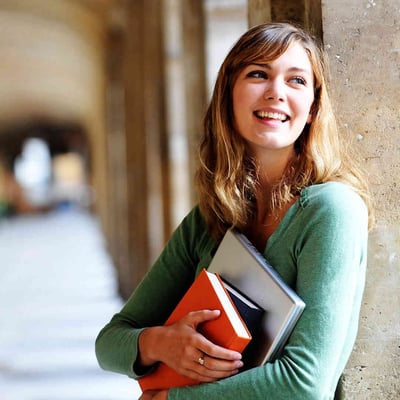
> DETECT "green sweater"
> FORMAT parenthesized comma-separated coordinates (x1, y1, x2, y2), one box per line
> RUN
(96, 182, 369, 400)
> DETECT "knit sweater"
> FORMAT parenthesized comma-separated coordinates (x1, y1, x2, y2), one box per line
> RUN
(95, 182, 369, 400)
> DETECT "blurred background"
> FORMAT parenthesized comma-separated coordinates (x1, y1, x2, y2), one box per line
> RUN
(0, 0, 247, 398)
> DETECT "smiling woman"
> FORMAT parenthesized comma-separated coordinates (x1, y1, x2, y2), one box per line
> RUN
(96, 22, 373, 400)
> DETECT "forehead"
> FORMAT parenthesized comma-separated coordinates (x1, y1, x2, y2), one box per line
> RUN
(256, 43, 313, 72)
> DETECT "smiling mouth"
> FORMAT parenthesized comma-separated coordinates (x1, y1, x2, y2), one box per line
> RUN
(254, 111, 289, 122)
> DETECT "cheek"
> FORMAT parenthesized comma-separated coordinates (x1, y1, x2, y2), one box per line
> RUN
(233, 89, 260, 125)
(303, 95, 315, 124)
(232, 85, 245, 110)
(232, 89, 247, 123)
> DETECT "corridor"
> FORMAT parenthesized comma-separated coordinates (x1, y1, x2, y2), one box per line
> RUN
(0, 208, 141, 399)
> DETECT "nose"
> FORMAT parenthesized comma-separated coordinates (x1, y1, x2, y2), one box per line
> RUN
(264, 78, 285, 101)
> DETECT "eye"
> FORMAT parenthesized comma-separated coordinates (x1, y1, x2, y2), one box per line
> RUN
(290, 76, 307, 85)
(246, 70, 267, 79)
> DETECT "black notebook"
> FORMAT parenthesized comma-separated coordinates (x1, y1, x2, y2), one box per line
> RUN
(208, 228, 305, 368)
(223, 280, 265, 337)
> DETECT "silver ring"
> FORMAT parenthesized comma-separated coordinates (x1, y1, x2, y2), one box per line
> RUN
(198, 355, 205, 366)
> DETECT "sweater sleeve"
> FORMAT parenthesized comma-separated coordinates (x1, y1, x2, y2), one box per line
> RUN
(95, 206, 214, 379)
(168, 183, 369, 400)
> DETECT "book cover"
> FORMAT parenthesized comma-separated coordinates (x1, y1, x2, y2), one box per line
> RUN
(222, 280, 265, 343)
(208, 228, 305, 368)
(222, 280, 266, 372)
(138, 269, 252, 391)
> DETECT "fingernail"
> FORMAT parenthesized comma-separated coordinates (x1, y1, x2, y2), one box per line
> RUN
(236, 361, 244, 368)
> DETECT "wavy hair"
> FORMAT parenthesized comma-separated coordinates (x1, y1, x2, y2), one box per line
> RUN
(196, 22, 373, 240)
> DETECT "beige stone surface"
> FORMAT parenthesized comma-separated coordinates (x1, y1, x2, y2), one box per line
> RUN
(323, 0, 400, 223)
(322, 1, 400, 398)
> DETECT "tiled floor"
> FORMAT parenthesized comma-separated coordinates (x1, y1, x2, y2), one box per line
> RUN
(0, 209, 141, 399)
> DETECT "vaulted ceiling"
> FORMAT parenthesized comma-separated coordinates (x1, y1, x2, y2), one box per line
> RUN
(0, 0, 118, 136)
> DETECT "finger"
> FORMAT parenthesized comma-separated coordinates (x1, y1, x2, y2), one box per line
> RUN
(198, 337, 243, 362)
(180, 365, 237, 383)
(198, 354, 244, 372)
(198, 366, 240, 380)
(180, 310, 242, 361)
(183, 309, 221, 329)
(185, 356, 241, 382)
(169, 351, 241, 384)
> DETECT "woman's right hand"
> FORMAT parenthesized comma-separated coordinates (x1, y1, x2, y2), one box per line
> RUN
(138, 309, 244, 383)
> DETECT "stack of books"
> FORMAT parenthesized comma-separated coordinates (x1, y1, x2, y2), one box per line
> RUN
(139, 229, 305, 391)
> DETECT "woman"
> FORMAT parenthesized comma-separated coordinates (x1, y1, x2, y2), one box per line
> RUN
(96, 22, 373, 400)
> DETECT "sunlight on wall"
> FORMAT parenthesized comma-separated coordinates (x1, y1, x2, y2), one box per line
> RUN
(205, 0, 247, 97)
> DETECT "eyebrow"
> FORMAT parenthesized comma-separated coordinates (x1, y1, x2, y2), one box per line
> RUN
(252, 63, 312, 76)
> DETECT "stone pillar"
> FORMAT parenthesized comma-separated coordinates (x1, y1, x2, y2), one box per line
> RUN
(248, 0, 322, 37)
(248, 0, 271, 27)
(248, 0, 322, 38)
(104, 3, 130, 296)
(112, 0, 169, 297)
(181, 0, 207, 205)
(322, 1, 400, 399)
(163, 0, 192, 228)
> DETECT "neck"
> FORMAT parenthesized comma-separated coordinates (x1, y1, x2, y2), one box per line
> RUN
(255, 147, 296, 187)
(252, 147, 297, 221)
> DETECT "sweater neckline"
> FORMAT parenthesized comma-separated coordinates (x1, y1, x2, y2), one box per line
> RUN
(263, 186, 309, 254)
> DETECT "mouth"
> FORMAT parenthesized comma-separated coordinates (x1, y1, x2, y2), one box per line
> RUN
(254, 110, 289, 122)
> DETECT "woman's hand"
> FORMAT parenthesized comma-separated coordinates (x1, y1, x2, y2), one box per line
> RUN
(139, 389, 168, 400)
(138, 309, 243, 383)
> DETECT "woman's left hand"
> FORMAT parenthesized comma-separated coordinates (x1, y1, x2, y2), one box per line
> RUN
(139, 389, 169, 400)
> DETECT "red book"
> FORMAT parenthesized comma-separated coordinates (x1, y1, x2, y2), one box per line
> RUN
(138, 269, 252, 391)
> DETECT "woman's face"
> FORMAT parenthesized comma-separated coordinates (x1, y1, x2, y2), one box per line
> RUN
(232, 43, 315, 158)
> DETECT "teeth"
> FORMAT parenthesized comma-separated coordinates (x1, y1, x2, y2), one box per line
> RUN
(256, 111, 287, 121)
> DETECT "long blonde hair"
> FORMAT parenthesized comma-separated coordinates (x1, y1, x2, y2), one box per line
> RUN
(196, 22, 373, 240)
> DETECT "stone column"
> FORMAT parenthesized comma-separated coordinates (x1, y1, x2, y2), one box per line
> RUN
(248, 0, 322, 37)
(114, 0, 168, 296)
(163, 0, 192, 228)
(104, 4, 130, 297)
(181, 0, 207, 205)
(248, 0, 271, 27)
(323, 1, 400, 398)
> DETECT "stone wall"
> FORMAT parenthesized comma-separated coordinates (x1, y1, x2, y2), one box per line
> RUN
(322, 1, 400, 398)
